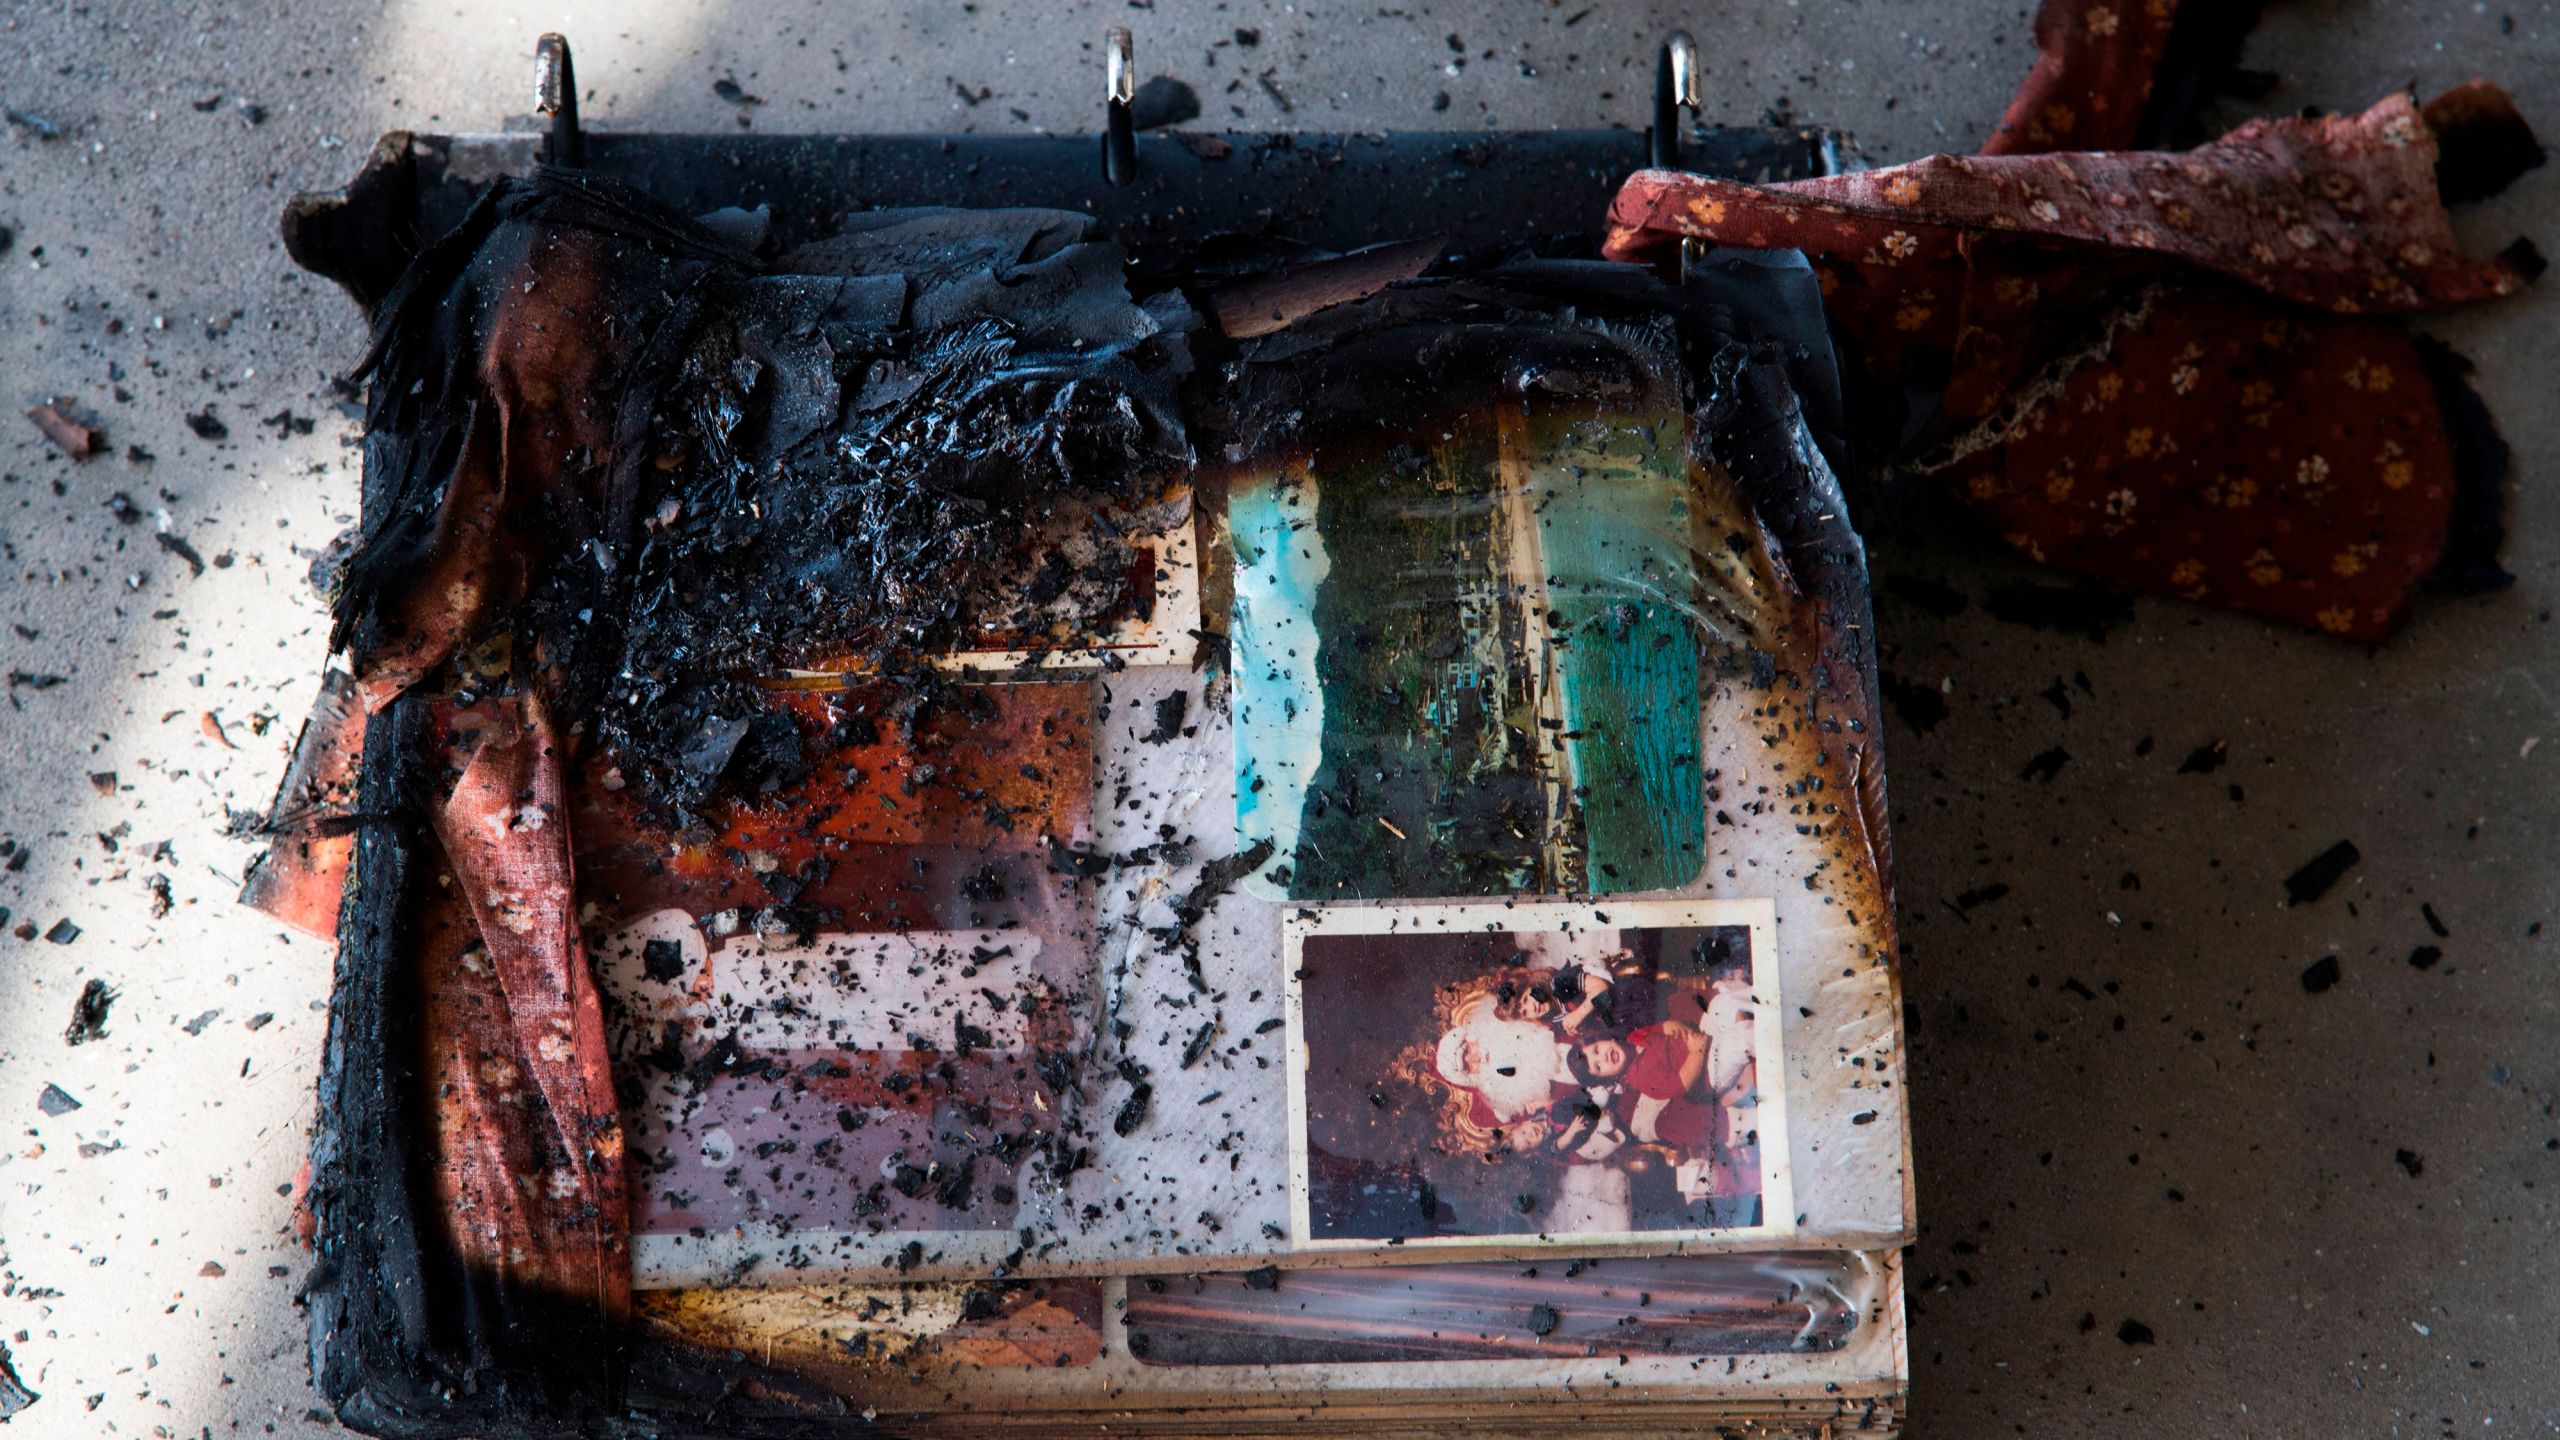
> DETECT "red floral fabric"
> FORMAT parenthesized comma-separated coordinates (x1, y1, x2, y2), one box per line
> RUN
(1954, 288, 2462, 637)
(425, 693, 630, 1316)
(1604, 2, 2540, 641)
(1984, 0, 2180, 155)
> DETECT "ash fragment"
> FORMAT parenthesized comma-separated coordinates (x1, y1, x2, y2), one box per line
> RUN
(1180, 1020, 1218, 1070)
(155, 531, 206, 577)
(26, 402, 97, 457)
(1175, 838, 1275, 926)
(1112, 1080, 1154, 1137)
(1880, 672, 1946, 734)
(1143, 689, 1190, 744)
(2283, 840, 2360, 906)
(63, 977, 114, 1043)
(2, 106, 60, 139)
(0, 1338, 34, 1420)
(1951, 883, 2009, 914)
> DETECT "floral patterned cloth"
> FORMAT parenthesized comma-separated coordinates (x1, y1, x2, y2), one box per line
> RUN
(1605, 2, 2542, 640)
(1983, 0, 2182, 155)
(426, 692, 630, 1317)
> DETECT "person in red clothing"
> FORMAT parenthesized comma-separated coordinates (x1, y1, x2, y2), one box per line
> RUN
(1568, 1021, 1722, 1154)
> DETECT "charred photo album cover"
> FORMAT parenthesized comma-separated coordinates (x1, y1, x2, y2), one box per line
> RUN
(1286, 898, 1790, 1249)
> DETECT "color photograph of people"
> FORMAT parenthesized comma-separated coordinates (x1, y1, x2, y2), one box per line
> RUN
(1292, 904, 1774, 1244)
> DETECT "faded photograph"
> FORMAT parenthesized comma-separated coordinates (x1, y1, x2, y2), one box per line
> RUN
(1289, 900, 1783, 1247)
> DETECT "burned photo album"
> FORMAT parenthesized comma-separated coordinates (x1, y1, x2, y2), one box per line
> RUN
(410, 208, 1916, 1292)
(577, 417, 1871, 1288)
(275, 157, 1915, 1436)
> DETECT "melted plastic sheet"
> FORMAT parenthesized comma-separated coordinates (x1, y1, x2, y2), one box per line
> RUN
(615, 1250, 1900, 1428)
(1120, 1249, 1870, 1365)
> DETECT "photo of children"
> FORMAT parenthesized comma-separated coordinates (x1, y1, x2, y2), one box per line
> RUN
(1286, 899, 1787, 1248)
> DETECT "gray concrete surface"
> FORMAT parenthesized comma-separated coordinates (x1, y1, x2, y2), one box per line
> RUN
(1, 1, 2553, 1435)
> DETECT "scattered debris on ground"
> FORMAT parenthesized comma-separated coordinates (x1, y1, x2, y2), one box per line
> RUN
(2283, 841, 2362, 906)
(63, 977, 114, 1043)
(25, 401, 97, 457)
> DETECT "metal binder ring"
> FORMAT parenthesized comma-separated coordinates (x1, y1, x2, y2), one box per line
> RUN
(1103, 27, 1138, 187)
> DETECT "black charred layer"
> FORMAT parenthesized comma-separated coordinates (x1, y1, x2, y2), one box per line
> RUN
(594, 208, 1195, 809)
(334, 172, 1195, 813)
(335, 172, 752, 672)
(306, 699, 466, 1433)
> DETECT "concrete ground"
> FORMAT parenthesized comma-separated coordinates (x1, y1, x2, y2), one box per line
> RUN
(1, 1, 2553, 1435)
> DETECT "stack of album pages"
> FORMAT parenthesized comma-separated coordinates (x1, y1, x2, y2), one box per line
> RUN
(280, 178, 1910, 1438)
